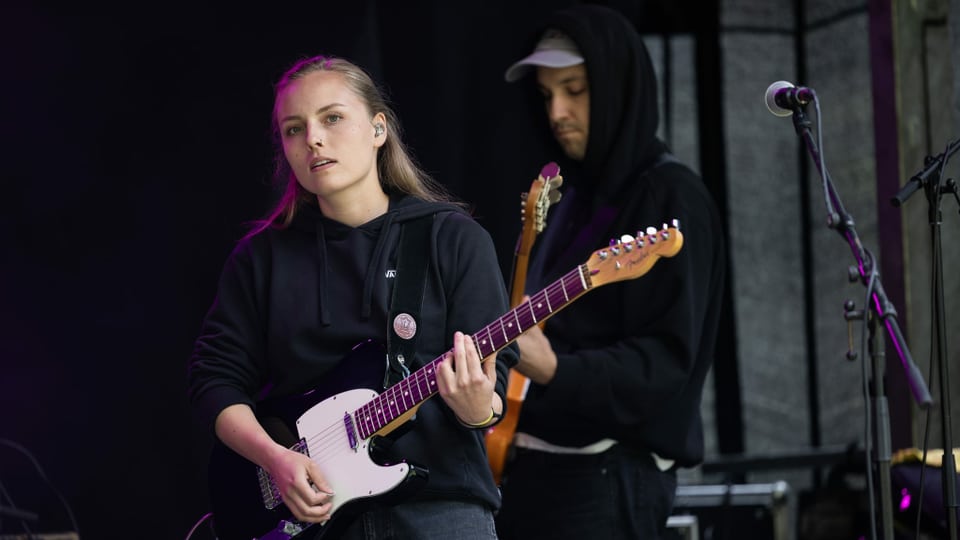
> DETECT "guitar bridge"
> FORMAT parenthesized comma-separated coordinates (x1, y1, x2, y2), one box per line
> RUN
(259, 438, 310, 509)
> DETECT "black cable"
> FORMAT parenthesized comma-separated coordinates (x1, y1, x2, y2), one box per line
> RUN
(917, 403, 932, 539)
(861, 255, 878, 540)
(0, 476, 34, 535)
(0, 438, 81, 538)
(914, 141, 951, 540)
(183, 511, 214, 540)
(810, 95, 877, 540)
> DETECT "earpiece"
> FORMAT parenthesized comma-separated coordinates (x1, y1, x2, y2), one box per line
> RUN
(374, 123, 385, 137)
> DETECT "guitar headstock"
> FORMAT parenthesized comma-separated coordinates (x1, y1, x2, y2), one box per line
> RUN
(585, 220, 684, 287)
(520, 162, 563, 238)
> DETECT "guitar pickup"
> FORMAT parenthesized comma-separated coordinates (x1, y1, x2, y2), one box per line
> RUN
(344, 412, 358, 450)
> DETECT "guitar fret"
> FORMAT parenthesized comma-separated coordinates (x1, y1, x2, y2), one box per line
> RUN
(375, 395, 387, 427)
(526, 299, 538, 324)
(497, 315, 509, 346)
(401, 381, 413, 410)
(358, 404, 372, 439)
(475, 327, 491, 359)
(385, 388, 398, 423)
(471, 334, 482, 360)
(510, 307, 521, 337)
(392, 386, 403, 418)
(576, 264, 588, 292)
(369, 401, 382, 432)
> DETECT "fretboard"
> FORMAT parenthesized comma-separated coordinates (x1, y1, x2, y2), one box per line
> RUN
(353, 263, 592, 440)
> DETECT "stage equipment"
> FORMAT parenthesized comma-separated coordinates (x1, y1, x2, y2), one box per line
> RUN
(764, 80, 934, 540)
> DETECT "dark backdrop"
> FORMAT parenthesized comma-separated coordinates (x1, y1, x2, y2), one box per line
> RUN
(0, 2, 715, 538)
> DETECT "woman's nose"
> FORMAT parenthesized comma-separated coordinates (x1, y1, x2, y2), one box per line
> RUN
(308, 127, 324, 147)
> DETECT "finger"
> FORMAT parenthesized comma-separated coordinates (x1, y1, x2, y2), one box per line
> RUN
(307, 462, 335, 497)
(457, 331, 484, 382)
(434, 349, 455, 395)
(288, 486, 334, 522)
(290, 500, 334, 523)
(453, 332, 473, 385)
(482, 352, 497, 382)
(526, 323, 544, 338)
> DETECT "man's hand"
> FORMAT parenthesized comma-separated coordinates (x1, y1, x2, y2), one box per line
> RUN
(516, 323, 557, 385)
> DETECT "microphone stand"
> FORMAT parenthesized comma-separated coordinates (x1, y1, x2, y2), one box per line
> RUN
(788, 102, 934, 540)
(891, 136, 960, 540)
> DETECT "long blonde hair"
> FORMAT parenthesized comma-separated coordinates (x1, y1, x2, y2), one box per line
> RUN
(246, 55, 457, 238)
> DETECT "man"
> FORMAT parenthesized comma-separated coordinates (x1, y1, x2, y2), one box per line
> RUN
(494, 5, 727, 539)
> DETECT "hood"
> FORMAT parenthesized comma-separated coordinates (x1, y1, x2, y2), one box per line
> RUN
(289, 195, 464, 325)
(527, 5, 667, 205)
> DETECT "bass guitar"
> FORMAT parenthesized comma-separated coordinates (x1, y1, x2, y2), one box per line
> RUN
(484, 162, 562, 485)
(208, 222, 684, 540)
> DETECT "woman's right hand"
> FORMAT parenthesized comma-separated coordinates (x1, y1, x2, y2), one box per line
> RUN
(214, 404, 336, 524)
(265, 445, 336, 523)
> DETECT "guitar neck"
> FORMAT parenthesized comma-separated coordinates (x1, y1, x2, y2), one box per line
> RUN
(353, 263, 591, 439)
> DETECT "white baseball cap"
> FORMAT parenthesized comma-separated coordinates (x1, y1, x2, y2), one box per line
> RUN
(504, 29, 584, 82)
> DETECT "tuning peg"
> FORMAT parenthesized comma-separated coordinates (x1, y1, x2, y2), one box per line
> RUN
(608, 238, 622, 256)
(672, 218, 680, 229)
(620, 234, 635, 252)
(645, 226, 658, 242)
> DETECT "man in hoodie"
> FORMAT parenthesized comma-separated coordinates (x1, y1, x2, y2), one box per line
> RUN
(494, 5, 727, 539)
(189, 54, 517, 540)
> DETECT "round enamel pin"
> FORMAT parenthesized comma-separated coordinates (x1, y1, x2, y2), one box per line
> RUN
(393, 313, 417, 340)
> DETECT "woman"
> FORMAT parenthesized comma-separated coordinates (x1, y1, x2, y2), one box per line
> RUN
(188, 55, 515, 539)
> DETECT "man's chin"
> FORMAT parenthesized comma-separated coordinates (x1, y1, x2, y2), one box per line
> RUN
(560, 145, 586, 161)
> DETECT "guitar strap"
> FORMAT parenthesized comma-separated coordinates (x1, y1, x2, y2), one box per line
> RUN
(383, 214, 434, 389)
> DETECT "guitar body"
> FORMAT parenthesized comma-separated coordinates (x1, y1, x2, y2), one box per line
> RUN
(208, 340, 429, 540)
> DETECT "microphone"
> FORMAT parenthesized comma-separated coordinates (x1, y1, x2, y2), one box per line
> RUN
(765, 81, 815, 117)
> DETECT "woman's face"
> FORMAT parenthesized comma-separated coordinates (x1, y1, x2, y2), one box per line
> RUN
(276, 70, 385, 207)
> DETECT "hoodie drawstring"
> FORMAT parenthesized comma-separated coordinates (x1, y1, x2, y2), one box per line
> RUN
(315, 221, 331, 326)
(361, 212, 396, 320)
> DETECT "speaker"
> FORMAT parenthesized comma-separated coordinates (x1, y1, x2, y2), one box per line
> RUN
(666, 481, 790, 540)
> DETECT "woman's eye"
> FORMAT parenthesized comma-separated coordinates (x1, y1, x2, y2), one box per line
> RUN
(325, 114, 342, 125)
(284, 126, 302, 136)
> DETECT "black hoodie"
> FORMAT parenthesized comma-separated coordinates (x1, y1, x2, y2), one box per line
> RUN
(189, 194, 517, 509)
(516, 5, 727, 467)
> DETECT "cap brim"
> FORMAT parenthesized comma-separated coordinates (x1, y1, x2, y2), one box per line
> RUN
(504, 50, 585, 82)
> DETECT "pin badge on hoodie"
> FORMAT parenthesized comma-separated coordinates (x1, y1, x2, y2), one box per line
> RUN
(393, 313, 417, 340)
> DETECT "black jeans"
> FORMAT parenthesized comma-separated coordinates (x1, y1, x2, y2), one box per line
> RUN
(495, 444, 678, 540)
